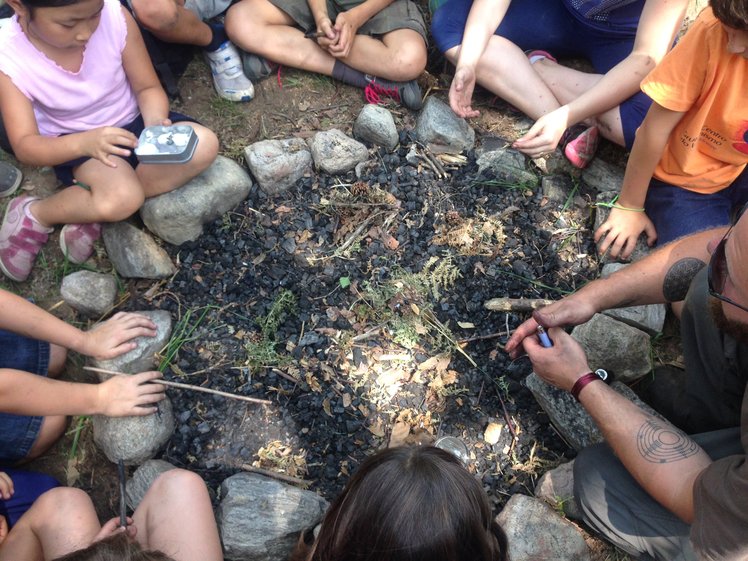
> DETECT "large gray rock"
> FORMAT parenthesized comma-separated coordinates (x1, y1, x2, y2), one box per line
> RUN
(353, 104, 398, 151)
(140, 156, 252, 245)
(542, 175, 574, 204)
(571, 313, 652, 383)
(601, 263, 667, 334)
(103, 222, 176, 279)
(415, 97, 475, 154)
(244, 138, 312, 196)
(308, 129, 369, 175)
(594, 192, 652, 263)
(93, 398, 175, 465)
(525, 373, 661, 450)
(60, 271, 117, 317)
(581, 158, 625, 193)
(476, 148, 539, 188)
(126, 459, 178, 510)
(218, 473, 328, 561)
(92, 310, 172, 373)
(496, 494, 590, 561)
(534, 460, 582, 520)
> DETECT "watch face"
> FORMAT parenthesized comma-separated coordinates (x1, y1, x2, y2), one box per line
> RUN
(594, 369, 609, 382)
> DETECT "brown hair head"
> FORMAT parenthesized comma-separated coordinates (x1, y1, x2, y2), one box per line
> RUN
(711, 0, 748, 30)
(51, 533, 175, 561)
(300, 446, 508, 561)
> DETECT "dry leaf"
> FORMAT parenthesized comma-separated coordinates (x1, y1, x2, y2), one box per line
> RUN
(410, 303, 420, 315)
(342, 393, 352, 408)
(389, 421, 410, 448)
(252, 252, 266, 265)
(275, 205, 293, 214)
(484, 422, 504, 445)
(66, 458, 80, 486)
(322, 397, 332, 417)
(457, 321, 475, 329)
(368, 419, 385, 437)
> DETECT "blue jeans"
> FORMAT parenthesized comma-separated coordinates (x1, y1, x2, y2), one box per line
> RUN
(0, 469, 59, 527)
(430, 0, 651, 148)
(645, 168, 748, 246)
(0, 329, 50, 463)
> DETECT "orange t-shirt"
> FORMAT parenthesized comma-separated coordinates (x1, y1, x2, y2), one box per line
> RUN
(641, 8, 748, 194)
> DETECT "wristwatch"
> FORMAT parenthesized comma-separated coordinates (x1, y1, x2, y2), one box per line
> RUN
(570, 368, 609, 401)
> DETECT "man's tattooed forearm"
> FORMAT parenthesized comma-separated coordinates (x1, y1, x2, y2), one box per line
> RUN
(636, 419, 700, 463)
(662, 258, 706, 302)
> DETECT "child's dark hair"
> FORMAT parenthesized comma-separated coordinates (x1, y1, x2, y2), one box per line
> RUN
(293, 446, 508, 561)
(51, 533, 175, 561)
(711, 0, 748, 30)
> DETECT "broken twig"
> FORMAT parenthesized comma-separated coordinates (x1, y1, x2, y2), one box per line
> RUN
(484, 297, 554, 313)
(83, 366, 272, 405)
(239, 464, 311, 487)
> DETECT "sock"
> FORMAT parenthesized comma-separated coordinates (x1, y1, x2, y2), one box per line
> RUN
(528, 54, 547, 65)
(331, 61, 369, 89)
(205, 22, 229, 52)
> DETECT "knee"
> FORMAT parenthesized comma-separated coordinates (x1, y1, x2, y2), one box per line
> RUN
(95, 190, 145, 222)
(150, 469, 208, 500)
(225, 0, 264, 46)
(48, 344, 67, 378)
(35, 487, 93, 516)
(25, 415, 68, 460)
(130, 0, 180, 32)
(573, 444, 615, 515)
(391, 44, 427, 81)
(191, 127, 219, 171)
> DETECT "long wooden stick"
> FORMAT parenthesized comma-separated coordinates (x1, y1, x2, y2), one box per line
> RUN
(83, 366, 272, 405)
(483, 297, 554, 312)
(239, 464, 311, 487)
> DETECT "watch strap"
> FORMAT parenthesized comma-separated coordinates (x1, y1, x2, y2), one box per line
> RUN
(570, 372, 603, 402)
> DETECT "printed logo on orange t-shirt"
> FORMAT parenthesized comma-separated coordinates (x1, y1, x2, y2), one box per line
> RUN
(733, 123, 748, 155)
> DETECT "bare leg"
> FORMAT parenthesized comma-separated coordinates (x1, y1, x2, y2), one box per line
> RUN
(130, 0, 212, 46)
(532, 59, 625, 145)
(0, 487, 101, 561)
(132, 470, 222, 561)
(22, 416, 68, 462)
(28, 123, 217, 226)
(226, 0, 425, 81)
(48, 345, 67, 378)
(444, 37, 561, 119)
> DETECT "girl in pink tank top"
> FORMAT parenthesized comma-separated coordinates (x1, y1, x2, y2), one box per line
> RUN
(0, 0, 219, 282)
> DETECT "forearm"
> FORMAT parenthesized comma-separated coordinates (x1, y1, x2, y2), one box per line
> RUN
(0, 291, 86, 352)
(309, 0, 330, 24)
(617, 105, 677, 207)
(563, 52, 655, 127)
(0, 369, 101, 416)
(578, 380, 709, 522)
(455, 0, 511, 68)
(576, 226, 720, 307)
(136, 87, 170, 127)
(13, 133, 90, 167)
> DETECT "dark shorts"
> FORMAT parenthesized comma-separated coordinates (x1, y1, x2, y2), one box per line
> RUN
(645, 167, 748, 246)
(0, 468, 59, 527)
(269, 0, 428, 44)
(0, 329, 50, 464)
(430, 0, 651, 149)
(53, 111, 195, 187)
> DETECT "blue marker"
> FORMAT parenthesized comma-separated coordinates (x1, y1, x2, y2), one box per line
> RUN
(536, 325, 553, 348)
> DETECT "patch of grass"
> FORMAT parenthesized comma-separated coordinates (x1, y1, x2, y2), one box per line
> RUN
(245, 289, 297, 369)
(158, 305, 217, 372)
(67, 415, 90, 460)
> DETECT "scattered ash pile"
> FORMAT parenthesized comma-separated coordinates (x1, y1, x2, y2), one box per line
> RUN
(126, 131, 601, 507)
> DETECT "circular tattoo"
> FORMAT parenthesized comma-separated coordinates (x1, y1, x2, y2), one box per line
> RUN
(637, 419, 700, 463)
(663, 258, 705, 302)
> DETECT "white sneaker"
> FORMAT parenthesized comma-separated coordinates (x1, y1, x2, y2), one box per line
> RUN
(204, 41, 255, 102)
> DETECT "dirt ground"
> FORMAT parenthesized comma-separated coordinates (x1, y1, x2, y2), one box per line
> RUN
(4, 56, 675, 561)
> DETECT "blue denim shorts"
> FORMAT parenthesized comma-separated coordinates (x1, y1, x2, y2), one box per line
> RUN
(0, 329, 50, 464)
(430, 0, 651, 148)
(0, 468, 59, 527)
(645, 167, 748, 246)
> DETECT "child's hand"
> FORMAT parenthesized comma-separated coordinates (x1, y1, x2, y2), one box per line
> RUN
(512, 108, 569, 158)
(80, 127, 138, 168)
(330, 11, 360, 58)
(80, 312, 157, 360)
(449, 66, 479, 118)
(595, 207, 657, 259)
(0, 471, 13, 500)
(93, 516, 137, 543)
(96, 371, 166, 417)
(314, 17, 339, 51)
